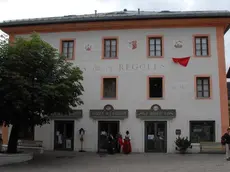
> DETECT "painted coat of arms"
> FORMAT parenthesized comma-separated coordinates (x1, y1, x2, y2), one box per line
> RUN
(84, 44, 92, 51)
(128, 40, 137, 50)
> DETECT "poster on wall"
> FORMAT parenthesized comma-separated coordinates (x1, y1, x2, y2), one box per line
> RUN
(84, 44, 92, 51)
(148, 135, 154, 140)
(128, 40, 137, 50)
(175, 129, 181, 135)
(66, 139, 71, 149)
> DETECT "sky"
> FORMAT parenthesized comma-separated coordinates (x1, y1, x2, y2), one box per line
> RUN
(0, 0, 230, 70)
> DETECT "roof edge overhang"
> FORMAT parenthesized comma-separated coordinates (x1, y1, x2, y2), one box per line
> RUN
(1, 16, 230, 35)
(0, 15, 230, 27)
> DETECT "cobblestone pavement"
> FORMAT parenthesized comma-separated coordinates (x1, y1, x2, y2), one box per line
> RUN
(1, 152, 230, 172)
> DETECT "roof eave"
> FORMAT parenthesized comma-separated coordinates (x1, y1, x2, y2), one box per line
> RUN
(1, 15, 230, 28)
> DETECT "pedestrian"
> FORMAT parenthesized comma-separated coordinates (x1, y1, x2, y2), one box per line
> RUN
(123, 130, 132, 154)
(107, 133, 115, 154)
(221, 127, 230, 160)
(117, 133, 123, 153)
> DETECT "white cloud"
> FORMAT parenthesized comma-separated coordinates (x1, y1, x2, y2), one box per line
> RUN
(0, 0, 121, 21)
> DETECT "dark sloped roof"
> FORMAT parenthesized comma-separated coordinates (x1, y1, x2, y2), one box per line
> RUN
(225, 68, 230, 99)
(227, 67, 230, 79)
(0, 10, 230, 27)
(227, 82, 230, 100)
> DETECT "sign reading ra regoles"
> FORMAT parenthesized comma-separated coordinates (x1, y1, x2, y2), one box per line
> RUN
(76, 63, 165, 73)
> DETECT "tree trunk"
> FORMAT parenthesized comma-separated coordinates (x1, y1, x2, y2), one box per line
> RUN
(7, 123, 20, 153)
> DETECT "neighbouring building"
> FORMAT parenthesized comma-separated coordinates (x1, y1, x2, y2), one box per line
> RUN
(226, 71, 230, 124)
(0, 10, 230, 153)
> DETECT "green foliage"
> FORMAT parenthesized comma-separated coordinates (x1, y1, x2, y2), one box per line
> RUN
(175, 136, 192, 153)
(0, 33, 84, 127)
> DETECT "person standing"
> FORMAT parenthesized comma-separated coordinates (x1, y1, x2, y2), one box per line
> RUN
(123, 130, 132, 154)
(221, 127, 230, 160)
(117, 133, 123, 153)
(107, 133, 115, 154)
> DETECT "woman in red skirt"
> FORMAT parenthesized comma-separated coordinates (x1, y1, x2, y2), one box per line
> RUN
(117, 133, 123, 153)
(123, 130, 132, 154)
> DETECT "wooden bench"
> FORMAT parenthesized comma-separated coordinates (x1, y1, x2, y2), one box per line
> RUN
(200, 142, 225, 154)
(2, 140, 44, 154)
(17, 140, 44, 154)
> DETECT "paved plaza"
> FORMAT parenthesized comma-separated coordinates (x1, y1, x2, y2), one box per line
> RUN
(1, 151, 230, 172)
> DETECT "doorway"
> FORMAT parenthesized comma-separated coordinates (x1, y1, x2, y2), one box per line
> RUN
(54, 121, 74, 151)
(145, 121, 167, 152)
(98, 121, 119, 152)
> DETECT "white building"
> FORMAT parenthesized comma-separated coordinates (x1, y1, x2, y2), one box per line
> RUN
(1, 10, 230, 153)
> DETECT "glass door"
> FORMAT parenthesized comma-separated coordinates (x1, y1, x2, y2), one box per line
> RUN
(54, 121, 74, 151)
(98, 121, 119, 152)
(145, 121, 167, 152)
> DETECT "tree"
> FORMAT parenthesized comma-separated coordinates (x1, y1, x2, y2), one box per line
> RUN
(0, 33, 84, 153)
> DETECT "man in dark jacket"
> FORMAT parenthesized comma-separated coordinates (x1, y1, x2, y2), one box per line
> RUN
(221, 127, 230, 160)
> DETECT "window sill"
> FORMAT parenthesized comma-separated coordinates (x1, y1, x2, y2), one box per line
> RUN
(195, 97, 212, 100)
(102, 57, 118, 60)
(193, 55, 211, 58)
(147, 56, 164, 58)
(101, 97, 117, 100)
(148, 97, 164, 100)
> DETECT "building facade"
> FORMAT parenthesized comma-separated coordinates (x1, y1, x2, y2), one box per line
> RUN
(226, 81, 230, 124)
(0, 10, 230, 153)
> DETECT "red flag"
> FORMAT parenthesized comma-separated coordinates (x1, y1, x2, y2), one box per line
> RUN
(172, 56, 191, 67)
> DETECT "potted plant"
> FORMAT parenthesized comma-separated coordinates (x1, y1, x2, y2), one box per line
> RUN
(175, 136, 192, 154)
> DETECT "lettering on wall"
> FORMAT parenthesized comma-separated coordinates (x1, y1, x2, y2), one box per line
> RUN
(171, 82, 188, 90)
(76, 63, 165, 73)
(106, 66, 113, 72)
(118, 64, 164, 72)
(92, 65, 100, 72)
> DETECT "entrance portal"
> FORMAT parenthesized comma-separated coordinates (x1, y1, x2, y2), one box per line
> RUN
(98, 121, 119, 152)
(54, 121, 74, 151)
(145, 121, 167, 152)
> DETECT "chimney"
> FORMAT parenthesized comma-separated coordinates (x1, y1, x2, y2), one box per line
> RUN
(138, 8, 140, 14)
(95, 10, 97, 16)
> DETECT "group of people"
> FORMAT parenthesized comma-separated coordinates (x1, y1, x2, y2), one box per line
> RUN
(117, 131, 132, 154)
(100, 130, 132, 155)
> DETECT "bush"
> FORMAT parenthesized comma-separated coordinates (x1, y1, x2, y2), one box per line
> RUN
(175, 136, 192, 153)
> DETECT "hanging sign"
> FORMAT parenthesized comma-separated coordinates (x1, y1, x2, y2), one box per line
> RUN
(175, 129, 181, 135)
